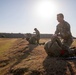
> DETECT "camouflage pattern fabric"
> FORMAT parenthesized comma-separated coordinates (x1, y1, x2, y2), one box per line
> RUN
(26, 33, 37, 44)
(44, 36, 62, 57)
(44, 35, 76, 57)
(29, 36, 37, 44)
(34, 29, 40, 44)
(44, 40, 62, 57)
(55, 20, 73, 47)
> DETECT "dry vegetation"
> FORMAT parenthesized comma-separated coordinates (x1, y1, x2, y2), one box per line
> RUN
(0, 38, 18, 57)
(0, 38, 76, 75)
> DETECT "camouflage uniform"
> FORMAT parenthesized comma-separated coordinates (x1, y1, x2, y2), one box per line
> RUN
(29, 36, 37, 44)
(26, 33, 36, 44)
(55, 20, 73, 47)
(44, 35, 62, 57)
(34, 29, 40, 44)
(26, 33, 32, 41)
(44, 35, 76, 57)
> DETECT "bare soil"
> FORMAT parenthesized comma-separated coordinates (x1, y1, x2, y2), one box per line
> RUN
(0, 38, 76, 75)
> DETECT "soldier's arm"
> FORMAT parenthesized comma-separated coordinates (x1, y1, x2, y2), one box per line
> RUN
(65, 22, 70, 32)
(55, 25, 59, 35)
(63, 22, 71, 38)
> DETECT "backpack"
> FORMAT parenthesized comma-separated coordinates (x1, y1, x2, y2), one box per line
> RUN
(44, 40, 62, 57)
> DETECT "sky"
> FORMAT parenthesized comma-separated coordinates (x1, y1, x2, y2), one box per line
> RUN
(0, 0, 76, 36)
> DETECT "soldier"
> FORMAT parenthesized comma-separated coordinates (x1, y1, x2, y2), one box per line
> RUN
(25, 33, 36, 44)
(44, 14, 75, 57)
(44, 35, 62, 57)
(44, 35, 76, 57)
(33, 28, 40, 44)
(26, 33, 32, 41)
(55, 13, 73, 47)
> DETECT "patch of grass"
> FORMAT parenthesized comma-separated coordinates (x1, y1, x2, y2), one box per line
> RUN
(71, 39, 76, 47)
(39, 38, 50, 43)
(0, 38, 17, 56)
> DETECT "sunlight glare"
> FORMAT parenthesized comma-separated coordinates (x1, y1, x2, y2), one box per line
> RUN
(35, 1, 58, 19)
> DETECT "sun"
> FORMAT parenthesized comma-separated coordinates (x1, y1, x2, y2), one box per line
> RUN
(35, 0, 58, 19)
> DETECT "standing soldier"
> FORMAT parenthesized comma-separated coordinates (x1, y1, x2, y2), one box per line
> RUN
(55, 13, 73, 47)
(34, 28, 40, 44)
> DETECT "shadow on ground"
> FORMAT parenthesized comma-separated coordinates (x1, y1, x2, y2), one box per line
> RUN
(43, 56, 76, 75)
(6, 44, 38, 75)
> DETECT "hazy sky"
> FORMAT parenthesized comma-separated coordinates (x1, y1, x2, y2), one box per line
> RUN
(0, 0, 76, 36)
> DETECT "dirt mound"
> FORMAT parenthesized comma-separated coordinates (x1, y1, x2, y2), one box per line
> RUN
(43, 57, 67, 75)
(0, 39, 76, 75)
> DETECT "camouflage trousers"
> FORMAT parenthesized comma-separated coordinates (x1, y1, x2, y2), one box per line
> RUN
(62, 37, 73, 47)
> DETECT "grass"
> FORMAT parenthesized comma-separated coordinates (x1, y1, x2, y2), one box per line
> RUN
(71, 39, 76, 47)
(0, 38, 76, 56)
(39, 38, 50, 43)
(0, 38, 18, 56)
(0, 38, 76, 75)
(0, 38, 18, 75)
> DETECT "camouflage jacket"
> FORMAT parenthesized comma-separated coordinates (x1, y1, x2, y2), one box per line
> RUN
(55, 20, 72, 39)
(35, 30, 40, 38)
